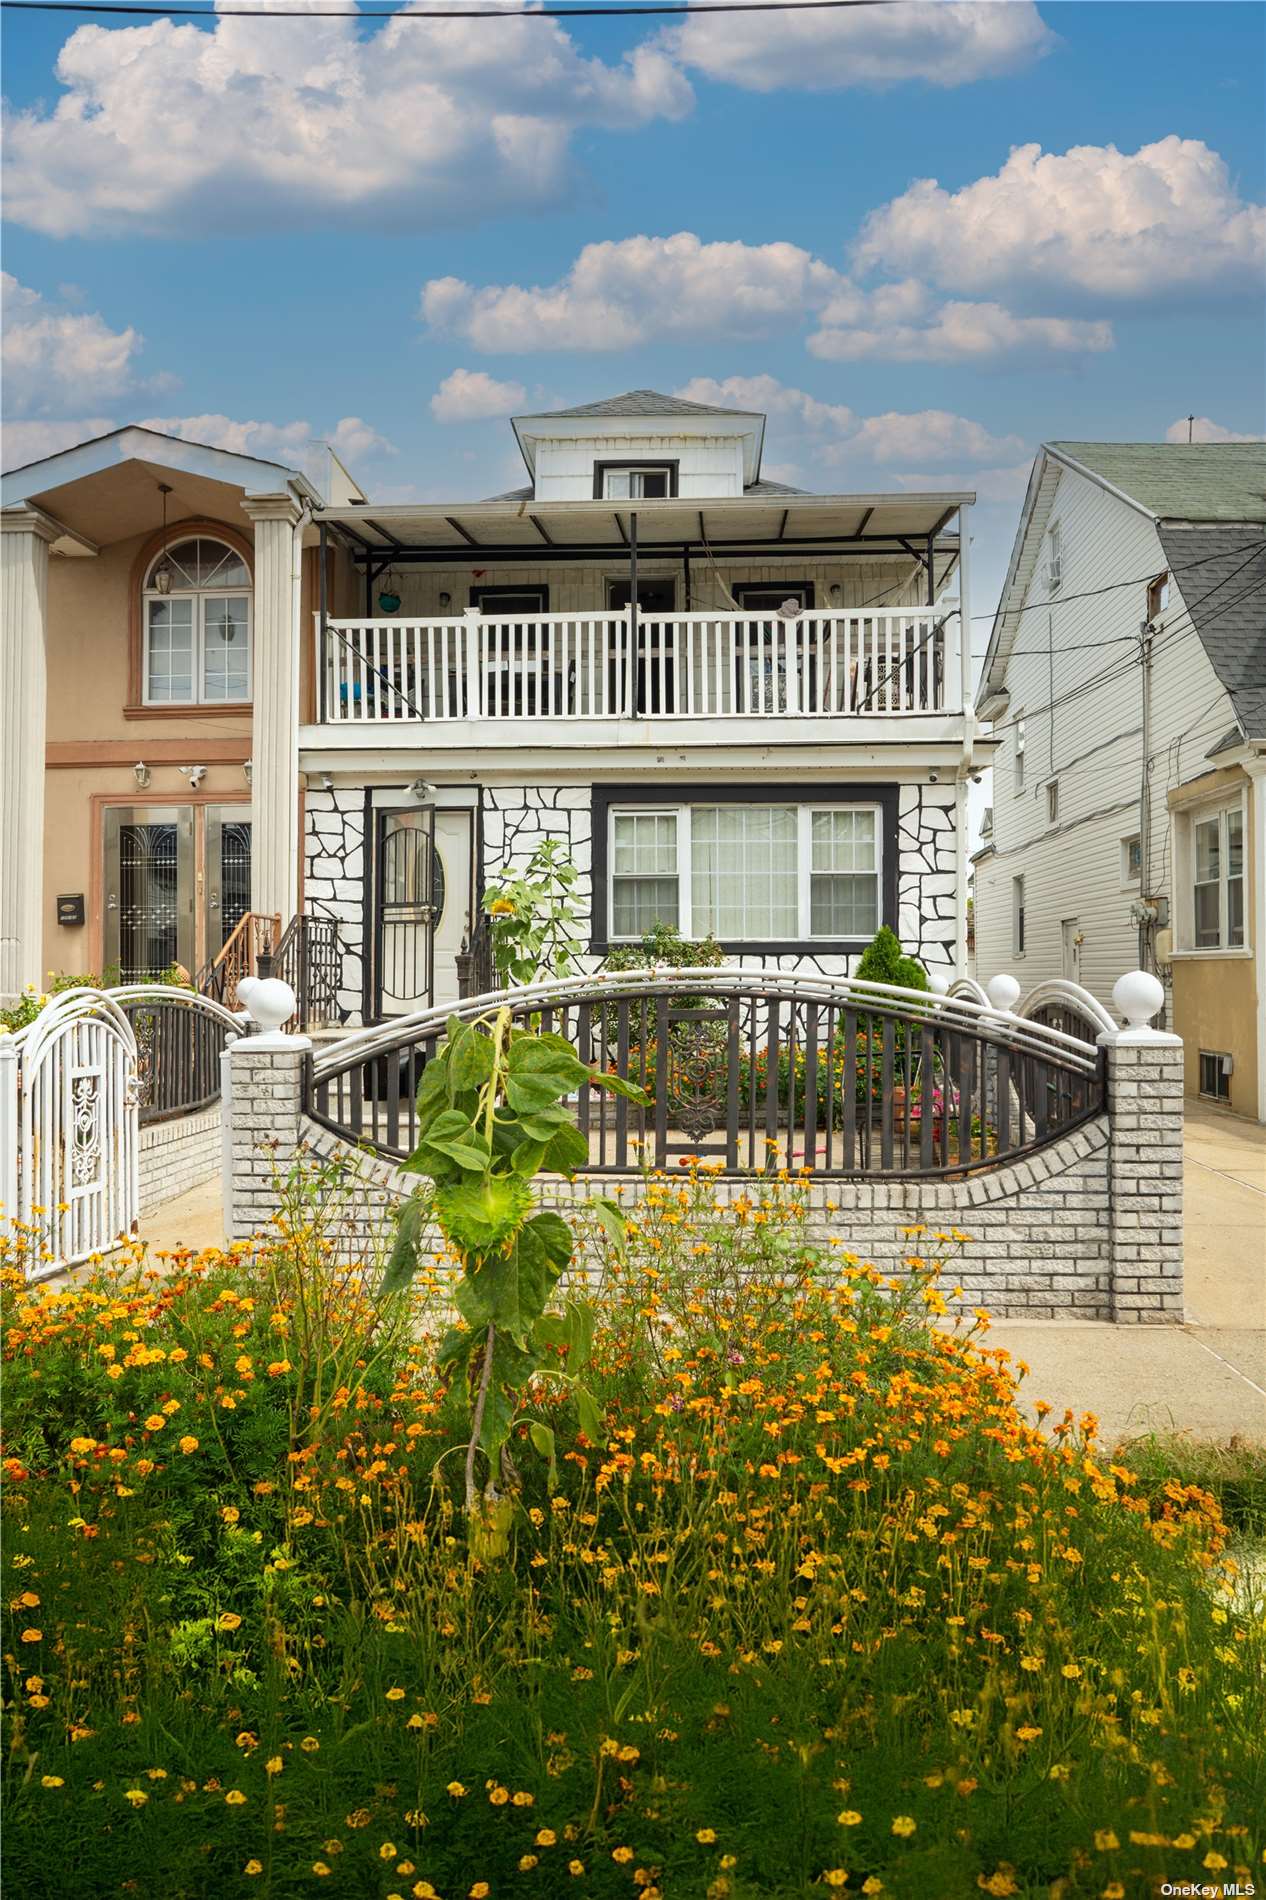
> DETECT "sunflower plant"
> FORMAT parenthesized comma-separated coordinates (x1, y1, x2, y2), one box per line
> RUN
(383, 1006, 643, 1547)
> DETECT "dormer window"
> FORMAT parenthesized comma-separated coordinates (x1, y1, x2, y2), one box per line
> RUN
(595, 461, 678, 500)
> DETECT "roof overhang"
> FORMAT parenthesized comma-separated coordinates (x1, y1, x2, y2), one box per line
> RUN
(316, 490, 972, 560)
(511, 408, 766, 485)
(976, 449, 1062, 716)
(0, 425, 321, 547)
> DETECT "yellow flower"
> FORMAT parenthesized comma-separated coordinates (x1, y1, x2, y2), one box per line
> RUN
(225, 1790, 247, 1806)
(221, 1506, 240, 1525)
(264, 1756, 283, 1776)
(380, 1844, 397, 1861)
(1203, 1854, 1228, 1873)
(123, 1789, 149, 1807)
(837, 1810, 862, 1826)
(217, 1612, 243, 1632)
(613, 1847, 634, 1864)
(489, 897, 516, 916)
(178, 1435, 199, 1455)
(244, 1863, 263, 1877)
(823, 1875, 849, 1892)
(568, 1862, 585, 1877)
(313, 1864, 331, 1878)
(512, 1791, 534, 1807)
(471, 1886, 491, 1899)
(520, 1855, 540, 1871)
(862, 1882, 884, 1897)
(489, 1786, 509, 1806)
(1093, 1830, 1119, 1852)
(143, 1414, 166, 1431)
(446, 1781, 467, 1798)
(300, 1736, 320, 1752)
(891, 1816, 917, 1838)
(1015, 1726, 1042, 1743)
(536, 1828, 557, 1847)
(697, 1829, 717, 1844)
(1061, 1663, 1082, 1680)
(41, 1776, 65, 1789)
(385, 1686, 406, 1701)
(20, 1629, 42, 1643)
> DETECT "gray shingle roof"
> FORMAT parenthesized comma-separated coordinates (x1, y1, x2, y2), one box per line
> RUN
(516, 389, 762, 421)
(1049, 441, 1266, 522)
(1157, 523, 1266, 741)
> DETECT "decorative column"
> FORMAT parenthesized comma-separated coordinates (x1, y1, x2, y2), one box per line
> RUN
(1099, 971, 1185, 1323)
(242, 491, 306, 925)
(225, 977, 308, 1239)
(0, 507, 58, 1004)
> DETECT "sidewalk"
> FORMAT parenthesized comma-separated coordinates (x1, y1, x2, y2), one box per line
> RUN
(991, 1100, 1265, 1447)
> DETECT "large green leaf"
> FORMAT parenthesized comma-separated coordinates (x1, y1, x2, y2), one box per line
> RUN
(574, 1382, 604, 1445)
(563, 1298, 596, 1377)
(380, 1191, 432, 1297)
(514, 1105, 574, 1139)
(540, 1122, 588, 1174)
(508, 1038, 589, 1084)
(434, 1174, 534, 1254)
(418, 1108, 491, 1173)
(529, 1421, 558, 1487)
(510, 1138, 548, 1177)
(448, 1024, 495, 1091)
(522, 1210, 572, 1278)
(436, 1322, 478, 1377)
(589, 1195, 630, 1258)
(590, 1068, 649, 1104)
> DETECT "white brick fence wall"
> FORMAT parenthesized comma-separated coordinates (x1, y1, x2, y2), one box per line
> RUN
(224, 1004, 1185, 1324)
(138, 1108, 223, 1216)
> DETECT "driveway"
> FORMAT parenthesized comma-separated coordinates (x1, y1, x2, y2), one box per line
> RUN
(991, 1100, 1266, 1447)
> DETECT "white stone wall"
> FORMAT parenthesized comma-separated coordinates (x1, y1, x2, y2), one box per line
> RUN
(137, 1107, 222, 1215)
(225, 1028, 1185, 1323)
(303, 789, 366, 1019)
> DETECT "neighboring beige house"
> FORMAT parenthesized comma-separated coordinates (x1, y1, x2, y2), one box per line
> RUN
(974, 441, 1266, 1121)
(2, 391, 993, 1020)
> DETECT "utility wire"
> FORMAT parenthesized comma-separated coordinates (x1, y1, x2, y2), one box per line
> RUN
(0, 0, 895, 18)
(975, 535, 1266, 628)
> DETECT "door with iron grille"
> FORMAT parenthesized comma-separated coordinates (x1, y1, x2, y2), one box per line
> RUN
(205, 807, 252, 952)
(104, 807, 195, 980)
(374, 808, 474, 1018)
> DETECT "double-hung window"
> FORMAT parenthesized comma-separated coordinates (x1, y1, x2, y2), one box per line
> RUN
(609, 802, 881, 943)
(143, 537, 252, 705)
(1189, 799, 1245, 950)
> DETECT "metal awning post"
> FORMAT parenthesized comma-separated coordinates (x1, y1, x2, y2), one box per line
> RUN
(628, 510, 639, 712)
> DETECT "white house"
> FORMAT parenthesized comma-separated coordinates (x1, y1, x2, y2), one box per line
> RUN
(1, 389, 990, 1022)
(974, 440, 1266, 1120)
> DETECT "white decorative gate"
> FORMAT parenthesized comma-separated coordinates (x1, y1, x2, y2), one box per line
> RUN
(1, 990, 140, 1279)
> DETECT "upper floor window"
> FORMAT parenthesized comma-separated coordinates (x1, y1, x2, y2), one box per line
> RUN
(1189, 800, 1245, 951)
(1147, 571, 1171, 620)
(144, 537, 252, 704)
(595, 462, 678, 500)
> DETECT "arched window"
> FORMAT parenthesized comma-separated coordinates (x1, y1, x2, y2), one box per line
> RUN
(143, 536, 252, 704)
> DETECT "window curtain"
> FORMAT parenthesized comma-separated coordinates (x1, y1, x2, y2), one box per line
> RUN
(692, 807, 797, 939)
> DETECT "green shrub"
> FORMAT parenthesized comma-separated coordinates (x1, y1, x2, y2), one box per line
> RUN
(855, 924, 929, 994)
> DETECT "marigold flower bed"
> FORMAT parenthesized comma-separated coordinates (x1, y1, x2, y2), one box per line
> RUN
(2, 1178, 1260, 1899)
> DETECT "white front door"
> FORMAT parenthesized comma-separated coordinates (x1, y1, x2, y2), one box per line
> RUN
(1061, 917, 1082, 983)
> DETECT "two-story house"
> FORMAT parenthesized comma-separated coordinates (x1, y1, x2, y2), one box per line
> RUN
(974, 441, 1266, 1121)
(2, 389, 988, 1022)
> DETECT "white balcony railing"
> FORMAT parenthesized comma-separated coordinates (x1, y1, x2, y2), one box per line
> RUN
(316, 607, 955, 724)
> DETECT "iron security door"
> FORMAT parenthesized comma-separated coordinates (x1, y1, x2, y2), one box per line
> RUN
(376, 809, 439, 1019)
(103, 807, 195, 980)
(205, 808, 252, 952)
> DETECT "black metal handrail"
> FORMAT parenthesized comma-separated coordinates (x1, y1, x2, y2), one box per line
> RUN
(259, 913, 342, 1030)
(117, 994, 236, 1126)
(306, 972, 1106, 1178)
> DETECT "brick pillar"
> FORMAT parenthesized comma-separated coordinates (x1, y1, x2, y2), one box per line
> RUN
(226, 1030, 309, 1241)
(1100, 995, 1185, 1323)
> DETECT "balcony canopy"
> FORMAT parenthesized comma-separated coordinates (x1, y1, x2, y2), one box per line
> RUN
(315, 490, 972, 563)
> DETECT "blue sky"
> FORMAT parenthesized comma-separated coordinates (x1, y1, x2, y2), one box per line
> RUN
(2, 0, 1264, 631)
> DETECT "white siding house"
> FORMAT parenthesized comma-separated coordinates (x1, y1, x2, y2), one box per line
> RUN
(975, 441, 1266, 1120)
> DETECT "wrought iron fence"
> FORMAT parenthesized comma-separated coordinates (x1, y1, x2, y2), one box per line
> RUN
(258, 914, 343, 1030)
(116, 990, 238, 1125)
(306, 970, 1106, 1178)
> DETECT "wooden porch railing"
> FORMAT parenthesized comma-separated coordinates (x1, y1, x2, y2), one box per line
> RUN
(306, 970, 1105, 1178)
(197, 911, 280, 1011)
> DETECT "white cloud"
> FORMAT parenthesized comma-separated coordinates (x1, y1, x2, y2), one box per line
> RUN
(856, 137, 1266, 301)
(675, 375, 1026, 483)
(2, 1, 693, 239)
(891, 462, 1032, 503)
(665, 0, 1051, 92)
(431, 368, 527, 423)
(422, 233, 846, 351)
(138, 411, 395, 481)
(1, 273, 143, 415)
(1165, 415, 1265, 444)
(810, 297, 1112, 363)
(1, 416, 116, 471)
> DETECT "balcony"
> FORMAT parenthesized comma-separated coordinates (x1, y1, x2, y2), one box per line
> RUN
(315, 607, 958, 727)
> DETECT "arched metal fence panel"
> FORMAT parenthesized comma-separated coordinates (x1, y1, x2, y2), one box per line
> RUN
(306, 969, 1106, 1179)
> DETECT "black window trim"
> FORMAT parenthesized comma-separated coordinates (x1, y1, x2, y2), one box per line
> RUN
(592, 459, 680, 500)
(468, 583, 551, 613)
(590, 780, 899, 955)
(731, 580, 817, 610)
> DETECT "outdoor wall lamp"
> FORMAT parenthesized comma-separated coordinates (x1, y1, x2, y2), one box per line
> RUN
(133, 761, 151, 789)
(243, 760, 253, 785)
(438, 591, 452, 610)
(153, 483, 174, 594)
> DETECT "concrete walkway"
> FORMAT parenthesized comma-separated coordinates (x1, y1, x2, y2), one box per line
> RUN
(992, 1100, 1265, 1447)
(136, 1103, 1266, 1448)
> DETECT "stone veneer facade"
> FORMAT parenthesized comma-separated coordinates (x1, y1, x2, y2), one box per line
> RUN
(303, 780, 962, 1020)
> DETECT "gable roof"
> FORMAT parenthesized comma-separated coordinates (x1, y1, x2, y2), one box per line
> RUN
(1047, 441, 1266, 523)
(1157, 523, 1266, 742)
(515, 389, 761, 422)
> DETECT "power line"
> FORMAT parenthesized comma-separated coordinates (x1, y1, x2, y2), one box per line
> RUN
(0, 0, 894, 18)
(975, 535, 1266, 627)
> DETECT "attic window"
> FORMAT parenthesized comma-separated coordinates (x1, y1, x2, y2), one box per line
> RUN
(596, 462, 678, 500)
(1147, 571, 1170, 620)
